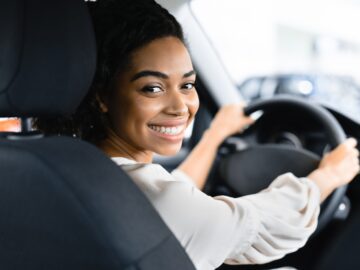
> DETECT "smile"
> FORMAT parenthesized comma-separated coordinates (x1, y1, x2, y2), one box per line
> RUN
(148, 125, 184, 135)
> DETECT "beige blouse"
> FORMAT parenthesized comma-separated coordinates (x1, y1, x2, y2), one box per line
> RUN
(112, 157, 320, 270)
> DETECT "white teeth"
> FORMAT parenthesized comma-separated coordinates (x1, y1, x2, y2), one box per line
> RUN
(149, 125, 183, 135)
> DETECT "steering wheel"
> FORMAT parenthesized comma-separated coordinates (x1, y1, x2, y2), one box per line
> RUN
(219, 96, 347, 232)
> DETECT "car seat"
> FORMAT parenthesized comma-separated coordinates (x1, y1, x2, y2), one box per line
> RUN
(0, 0, 195, 269)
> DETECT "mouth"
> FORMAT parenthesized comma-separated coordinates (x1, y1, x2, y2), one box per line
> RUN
(148, 124, 185, 136)
(147, 119, 188, 142)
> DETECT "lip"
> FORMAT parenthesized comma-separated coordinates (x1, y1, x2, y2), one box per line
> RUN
(148, 127, 185, 142)
(147, 118, 188, 127)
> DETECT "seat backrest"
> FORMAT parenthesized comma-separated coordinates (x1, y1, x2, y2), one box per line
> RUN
(0, 0, 195, 269)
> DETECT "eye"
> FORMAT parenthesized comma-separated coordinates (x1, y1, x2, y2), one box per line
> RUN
(141, 85, 163, 93)
(182, 82, 195, 90)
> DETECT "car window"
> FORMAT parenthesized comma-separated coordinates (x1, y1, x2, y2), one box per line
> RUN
(191, 0, 360, 84)
(190, 0, 360, 121)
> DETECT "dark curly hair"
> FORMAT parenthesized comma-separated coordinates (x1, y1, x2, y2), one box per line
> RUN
(34, 0, 185, 144)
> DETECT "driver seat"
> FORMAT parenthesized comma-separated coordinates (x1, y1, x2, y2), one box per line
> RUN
(0, 0, 195, 269)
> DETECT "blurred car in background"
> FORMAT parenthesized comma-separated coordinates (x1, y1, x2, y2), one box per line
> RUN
(238, 73, 360, 122)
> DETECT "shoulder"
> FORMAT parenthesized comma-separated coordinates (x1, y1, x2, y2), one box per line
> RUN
(111, 157, 183, 193)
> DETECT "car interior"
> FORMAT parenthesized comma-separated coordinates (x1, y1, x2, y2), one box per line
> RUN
(159, 1, 360, 269)
(2, 0, 360, 269)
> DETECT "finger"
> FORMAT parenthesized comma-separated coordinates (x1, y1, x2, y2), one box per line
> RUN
(345, 153, 358, 163)
(353, 162, 360, 175)
(344, 137, 357, 149)
(351, 149, 360, 157)
(333, 138, 357, 155)
(355, 163, 360, 174)
(352, 157, 360, 167)
(243, 116, 255, 125)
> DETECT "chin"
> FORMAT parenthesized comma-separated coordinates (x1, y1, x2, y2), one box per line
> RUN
(154, 143, 182, 157)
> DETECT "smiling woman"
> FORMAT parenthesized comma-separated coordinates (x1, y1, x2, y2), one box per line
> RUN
(34, 0, 360, 269)
(98, 37, 199, 161)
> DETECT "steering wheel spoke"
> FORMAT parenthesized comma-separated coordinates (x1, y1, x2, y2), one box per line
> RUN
(220, 144, 320, 195)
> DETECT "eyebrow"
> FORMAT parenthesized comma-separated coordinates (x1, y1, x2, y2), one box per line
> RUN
(130, 70, 196, 82)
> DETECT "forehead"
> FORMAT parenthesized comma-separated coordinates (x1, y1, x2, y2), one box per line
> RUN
(129, 37, 194, 73)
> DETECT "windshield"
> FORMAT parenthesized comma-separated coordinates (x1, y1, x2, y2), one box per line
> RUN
(191, 0, 360, 122)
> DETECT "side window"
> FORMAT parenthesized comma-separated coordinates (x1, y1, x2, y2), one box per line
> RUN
(190, 0, 360, 97)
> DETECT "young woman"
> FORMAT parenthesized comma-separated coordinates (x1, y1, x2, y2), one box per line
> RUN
(36, 0, 360, 269)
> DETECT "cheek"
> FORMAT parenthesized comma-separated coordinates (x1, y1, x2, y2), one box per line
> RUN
(131, 96, 165, 125)
(107, 93, 140, 133)
(187, 91, 200, 120)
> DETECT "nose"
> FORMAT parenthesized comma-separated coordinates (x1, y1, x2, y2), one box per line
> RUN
(165, 90, 189, 116)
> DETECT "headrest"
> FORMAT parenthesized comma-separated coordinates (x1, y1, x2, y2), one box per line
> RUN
(0, 0, 96, 117)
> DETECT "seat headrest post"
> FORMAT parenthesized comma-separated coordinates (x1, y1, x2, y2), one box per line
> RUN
(20, 117, 32, 133)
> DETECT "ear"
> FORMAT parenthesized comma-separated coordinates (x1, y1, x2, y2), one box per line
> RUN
(96, 94, 109, 113)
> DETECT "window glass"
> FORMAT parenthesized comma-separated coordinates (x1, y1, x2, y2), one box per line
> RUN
(191, 0, 360, 120)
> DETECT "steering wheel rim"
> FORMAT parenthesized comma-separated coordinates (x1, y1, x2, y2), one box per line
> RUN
(223, 96, 347, 232)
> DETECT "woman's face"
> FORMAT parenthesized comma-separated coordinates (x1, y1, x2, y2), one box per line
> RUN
(105, 37, 199, 158)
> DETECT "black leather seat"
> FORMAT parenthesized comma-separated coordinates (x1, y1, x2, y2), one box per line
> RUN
(0, 0, 195, 269)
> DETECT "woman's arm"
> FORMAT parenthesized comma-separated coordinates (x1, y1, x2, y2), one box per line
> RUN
(176, 129, 222, 189)
(177, 104, 254, 189)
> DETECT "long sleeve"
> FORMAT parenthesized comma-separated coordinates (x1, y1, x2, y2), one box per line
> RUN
(112, 158, 320, 270)
(223, 173, 320, 265)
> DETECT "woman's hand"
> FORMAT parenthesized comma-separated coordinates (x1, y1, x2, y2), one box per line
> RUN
(307, 138, 360, 201)
(207, 103, 255, 145)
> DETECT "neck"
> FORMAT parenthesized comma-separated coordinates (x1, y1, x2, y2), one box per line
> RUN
(98, 127, 153, 163)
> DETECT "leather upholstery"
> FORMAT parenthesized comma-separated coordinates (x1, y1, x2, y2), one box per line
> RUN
(0, 0, 195, 269)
